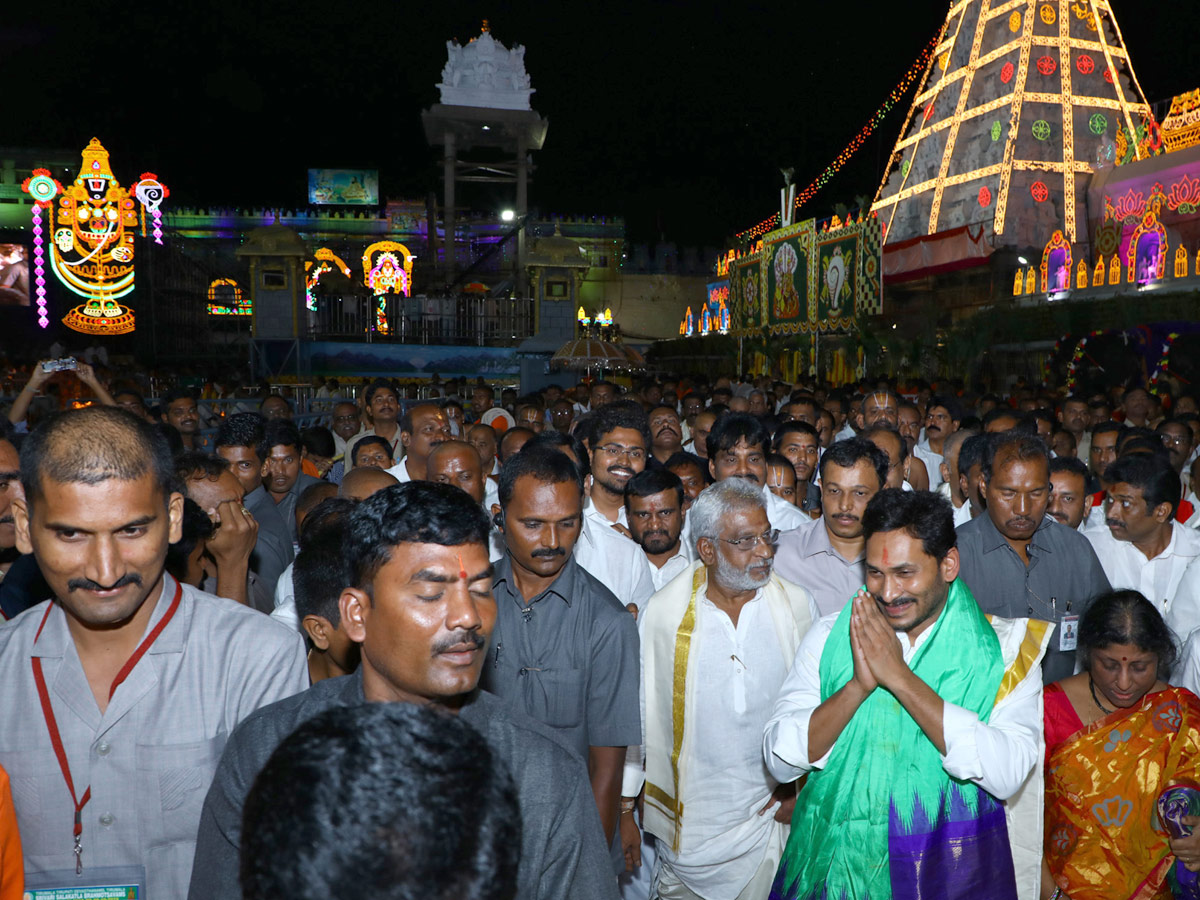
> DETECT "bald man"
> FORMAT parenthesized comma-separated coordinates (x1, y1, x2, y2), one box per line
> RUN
(427, 440, 487, 506)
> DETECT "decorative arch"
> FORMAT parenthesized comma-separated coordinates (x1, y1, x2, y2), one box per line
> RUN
(1093, 257, 1105, 286)
(362, 241, 414, 297)
(1040, 230, 1072, 292)
(304, 248, 352, 311)
(207, 278, 250, 316)
(1176, 246, 1189, 278)
(1076, 259, 1088, 289)
(1126, 210, 1167, 283)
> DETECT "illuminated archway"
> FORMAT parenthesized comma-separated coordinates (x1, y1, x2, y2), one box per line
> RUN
(362, 241, 415, 335)
(207, 278, 250, 316)
(1039, 230, 1072, 293)
(304, 248, 352, 311)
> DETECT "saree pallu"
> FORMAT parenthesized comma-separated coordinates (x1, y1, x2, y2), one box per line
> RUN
(1046, 687, 1200, 900)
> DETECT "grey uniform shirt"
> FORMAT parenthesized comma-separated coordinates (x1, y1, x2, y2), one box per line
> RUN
(0, 576, 307, 900)
(187, 671, 618, 900)
(483, 555, 641, 763)
(774, 517, 865, 616)
(242, 485, 294, 612)
(956, 513, 1111, 683)
(270, 472, 323, 545)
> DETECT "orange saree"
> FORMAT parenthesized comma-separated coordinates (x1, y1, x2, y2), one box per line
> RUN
(1045, 687, 1200, 900)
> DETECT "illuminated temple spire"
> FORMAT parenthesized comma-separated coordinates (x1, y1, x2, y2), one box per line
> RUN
(871, 0, 1153, 246)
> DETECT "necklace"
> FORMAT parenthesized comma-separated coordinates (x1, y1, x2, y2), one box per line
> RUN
(1089, 675, 1114, 714)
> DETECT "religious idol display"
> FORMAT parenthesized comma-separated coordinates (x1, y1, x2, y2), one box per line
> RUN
(21, 138, 168, 335)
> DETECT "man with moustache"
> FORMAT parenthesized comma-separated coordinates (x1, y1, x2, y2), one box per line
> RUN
(483, 448, 640, 875)
(624, 469, 690, 592)
(773, 422, 822, 515)
(855, 390, 900, 431)
(161, 389, 203, 452)
(775, 439, 889, 616)
(190, 482, 616, 900)
(624, 479, 815, 899)
(1085, 454, 1200, 639)
(1058, 396, 1092, 462)
(426, 440, 487, 506)
(329, 400, 361, 460)
(344, 379, 401, 466)
(956, 432, 1110, 682)
(1048, 457, 1089, 531)
(0, 407, 306, 898)
(386, 402, 452, 483)
(764, 489, 1048, 900)
(585, 407, 652, 528)
(261, 420, 322, 545)
(914, 395, 961, 491)
(667, 453, 707, 512)
(648, 405, 692, 468)
(706, 414, 807, 532)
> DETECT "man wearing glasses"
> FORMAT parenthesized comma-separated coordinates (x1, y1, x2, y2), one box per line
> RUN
(622, 478, 817, 898)
(584, 407, 653, 529)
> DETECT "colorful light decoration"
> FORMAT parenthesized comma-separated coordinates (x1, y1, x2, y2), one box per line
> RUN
(734, 30, 939, 241)
(21, 138, 166, 336)
(362, 241, 415, 336)
(207, 278, 250, 316)
(304, 248, 352, 312)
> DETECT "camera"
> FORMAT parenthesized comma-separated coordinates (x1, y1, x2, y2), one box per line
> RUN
(41, 357, 78, 373)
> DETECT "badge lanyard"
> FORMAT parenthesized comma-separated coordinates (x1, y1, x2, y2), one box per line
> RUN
(30, 579, 183, 874)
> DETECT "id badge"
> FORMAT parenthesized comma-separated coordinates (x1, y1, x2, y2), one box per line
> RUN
(24, 864, 146, 900)
(1058, 614, 1080, 652)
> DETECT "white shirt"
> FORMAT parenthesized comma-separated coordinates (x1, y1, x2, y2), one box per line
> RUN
(835, 423, 856, 442)
(656, 590, 791, 899)
(574, 516, 657, 612)
(484, 475, 499, 515)
(1086, 521, 1200, 638)
(270, 562, 301, 632)
(953, 500, 973, 527)
(1175, 627, 1200, 695)
(914, 440, 945, 490)
(385, 457, 414, 483)
(645, 542, 694, 593)
(584, 491, 628, 528)
(763, 612, 1042, 803)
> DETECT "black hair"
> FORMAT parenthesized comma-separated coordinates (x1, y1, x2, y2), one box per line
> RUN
(160, 387, 195, 411)
(1049, 455, 1089, 480)
(524, 431, 590, 477)
(364, 378, 397, 407)
(585, 405, 652, 451)
(818, 437, 888, 488)
(155, 422, 186, 459)
(1020, 409, 1054, 430)
(1103, 454, 1181, 517)
(862, 488, 956, 560)
(294, 524, 351, 627)
(498, 446, 585, 509)
(958, 433, 991, 476)
(260, 419, 301, 461)
(664, 451, 711, 483)
(623, 467, 684, 511)
(300, 426, 336, 459)
(165, 497, 213, 585)
(706, 412, 770, 459)
(1118, 437, 1171, 463)
(240, 702, 519, 900)
(344, 482, 490, 593)
(1078, 589, 1177, 678)
(773, 421, 818, 451)
(215, 412, 267, 454)
(20, 407, 179, 510)
(352, 435, 394, 466)
(982, 432, 1050, 481)
(114, 389, 148, 412)
(300, 497, 358, 550)
(176, 451, 230, 485)
(1091, 421, 1125, 441)
(926, 394, 963, 422)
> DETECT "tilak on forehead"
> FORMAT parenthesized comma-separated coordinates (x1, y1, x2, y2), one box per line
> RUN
(457, 552, 467, 580)
(868, 392, 897, 409)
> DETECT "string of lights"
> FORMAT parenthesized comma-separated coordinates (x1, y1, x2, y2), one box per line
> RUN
(735, 31, 941, 243)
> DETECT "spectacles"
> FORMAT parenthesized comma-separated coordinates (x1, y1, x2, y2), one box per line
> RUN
(597, 444, 646, 462)
(334, 415, 359, 423)
(716, 529, 780, 550)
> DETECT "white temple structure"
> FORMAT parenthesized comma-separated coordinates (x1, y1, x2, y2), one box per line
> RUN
(437, 22, 535, 111)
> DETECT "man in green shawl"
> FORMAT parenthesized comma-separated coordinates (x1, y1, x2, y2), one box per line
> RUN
(763, 489, 1051, 900)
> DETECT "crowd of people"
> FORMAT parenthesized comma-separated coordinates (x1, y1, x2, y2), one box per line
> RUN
(1, 361, 1200, 900)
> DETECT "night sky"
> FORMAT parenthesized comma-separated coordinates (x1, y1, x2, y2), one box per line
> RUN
(2, 2, 1195, 246)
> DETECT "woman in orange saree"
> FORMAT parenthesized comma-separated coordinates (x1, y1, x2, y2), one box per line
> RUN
(1043, 591, 1200, 900)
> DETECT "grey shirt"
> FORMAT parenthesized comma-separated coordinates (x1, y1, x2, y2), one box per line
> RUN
(271, 472, 323, 545)
(188, 671, 617, 900)
(242, 485, 294, 612)
(956, 513, 1111, 683)
(483, 556, 641, 762)
(774, 517, 865, 616)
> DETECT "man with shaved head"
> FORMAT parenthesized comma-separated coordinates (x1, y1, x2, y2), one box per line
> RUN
(338, 465, 399, 501)
(427, 440, 486, 505)
(0, 407, 306, 897)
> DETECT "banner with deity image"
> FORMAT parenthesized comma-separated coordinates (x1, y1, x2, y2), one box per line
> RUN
(729, 250, 763, 332)
(763, 220, 814, 330)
